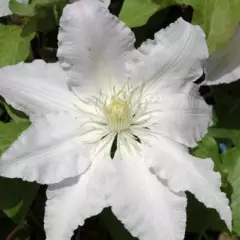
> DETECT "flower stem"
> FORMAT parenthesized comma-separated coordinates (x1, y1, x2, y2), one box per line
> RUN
(6, 224, 24, 240)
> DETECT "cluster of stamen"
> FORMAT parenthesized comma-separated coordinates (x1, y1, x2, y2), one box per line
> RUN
(70, 83, 151, 158)
(106, 96, 132, 132)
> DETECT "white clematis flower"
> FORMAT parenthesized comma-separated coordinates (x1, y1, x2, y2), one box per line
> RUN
(0, 0, 232, 240)
(205, 23, 240, 85)
(0, 0, 28, 17)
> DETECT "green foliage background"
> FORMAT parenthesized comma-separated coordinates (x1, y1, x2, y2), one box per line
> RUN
(0, 0, 240, 239)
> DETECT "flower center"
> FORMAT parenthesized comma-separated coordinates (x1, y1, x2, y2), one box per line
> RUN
(106, 97, 132, 132)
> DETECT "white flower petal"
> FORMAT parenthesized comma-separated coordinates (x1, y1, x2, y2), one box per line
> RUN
(128, 18, 208, 93)
(0, 60, 76, 118)
(100, 0, 110, 7)
(45, 159, 109, 240)
(58, 0, 135, 92)
(127, 19, 211, 148)
(0, 0, 29, 17)
(0, 0, 11, 17)
(145, 135, 232, 230)
(0, 112, 91, 184)
(70, 0, 110, 7)
(147, 91, 212, 147)
(106, 155, 187, 240)
(205, 24, 240, 85)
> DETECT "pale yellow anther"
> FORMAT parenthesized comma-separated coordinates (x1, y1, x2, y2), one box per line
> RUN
(106, 97, 131, 131)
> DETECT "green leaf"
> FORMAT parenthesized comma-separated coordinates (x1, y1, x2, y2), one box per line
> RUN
(192, 136, 221, 170)
(0, 120, 30, 156)
(119, 0, 161, 27)
(208, 128, 240, 147)
(221, 147, 240, 235)
(9, 0, 67, 17)
(1, 101, 29, 123)
(34, 7, 58, 32)
(119, 0, 240, 52)
(176, 0, 240, 52)
(30, 0, 68, 32)
(0, 178, 39, 223)
(0, 24, 35, 68)
(9, 0, 35, 16)
(4, 201, 23, 219)
(31, 0, 59, 5)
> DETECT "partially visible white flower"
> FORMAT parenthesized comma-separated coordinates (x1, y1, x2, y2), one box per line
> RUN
(0, 0, 232, 240)
(205, 23, 240, 85)
(0, 0, 29, 17)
